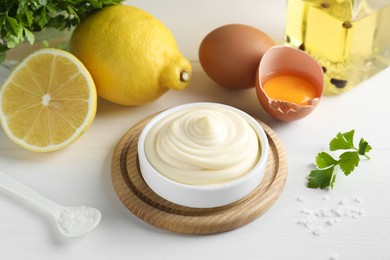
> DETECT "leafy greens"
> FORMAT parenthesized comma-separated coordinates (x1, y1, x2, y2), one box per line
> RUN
(307, 130, 372, 190)
(0, 0, 123, 59)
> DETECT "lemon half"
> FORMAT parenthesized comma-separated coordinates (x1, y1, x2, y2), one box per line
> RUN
(0, 48, 97, 152)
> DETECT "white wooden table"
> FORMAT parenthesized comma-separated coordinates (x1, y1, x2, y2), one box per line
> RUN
(0, 1, 389, 259)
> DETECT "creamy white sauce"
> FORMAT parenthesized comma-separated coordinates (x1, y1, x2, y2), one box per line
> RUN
(144, 105, 260, 185)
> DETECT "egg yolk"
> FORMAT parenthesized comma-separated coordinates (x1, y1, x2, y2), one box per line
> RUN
(262, 73, 318, 106)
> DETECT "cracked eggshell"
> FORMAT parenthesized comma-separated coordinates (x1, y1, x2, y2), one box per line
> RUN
(255, 46, 324, 121)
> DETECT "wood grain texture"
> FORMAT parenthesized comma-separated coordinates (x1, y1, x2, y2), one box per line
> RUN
(111, 113, 288, 234)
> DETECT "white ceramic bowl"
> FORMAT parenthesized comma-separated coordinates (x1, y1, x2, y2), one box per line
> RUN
(137, 102, 269, 208)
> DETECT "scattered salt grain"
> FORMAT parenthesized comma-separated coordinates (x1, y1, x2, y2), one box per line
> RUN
(297, 196, 366, 236)
(301, 208, 314, 215)
(334, 207, 343, 217)
(312, 226, 326, 236)
(322, 195, 330, 201)
(330, 253, 340, 260)
(355, 197, 363, 203)
(297, 196, 306, 202)
(297, 215, 318, 228)
(335, 205, 364, 218)
(319, 208, 332, 217)
(339, 199, 349, 205)
(358, 209, 366, 215)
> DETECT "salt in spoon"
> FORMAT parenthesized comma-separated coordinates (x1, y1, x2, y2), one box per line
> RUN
(0, 170, 101, 238)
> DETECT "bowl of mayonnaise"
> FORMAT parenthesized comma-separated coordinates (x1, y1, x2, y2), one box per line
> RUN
(137, 102, 269, 208)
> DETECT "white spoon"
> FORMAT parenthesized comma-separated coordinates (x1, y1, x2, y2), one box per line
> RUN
(0, 170, 101, 238)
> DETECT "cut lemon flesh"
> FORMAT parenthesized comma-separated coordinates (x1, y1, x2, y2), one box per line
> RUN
(0, 48, 97, 152)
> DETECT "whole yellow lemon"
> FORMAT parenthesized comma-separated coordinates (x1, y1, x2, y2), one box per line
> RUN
(70, 4, 192, 106)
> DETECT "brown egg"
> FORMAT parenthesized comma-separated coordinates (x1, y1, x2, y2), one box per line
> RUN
(255, 46, 324, 121)
(199, 24, 276, 89)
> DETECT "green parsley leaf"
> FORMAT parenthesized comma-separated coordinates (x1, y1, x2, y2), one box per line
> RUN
(316, 152, 337, 169)
(307, 130, 371, 190)
(358, 138, 372, 157)
(329, 130, 355, 151)
(308, 167, 335, 189)
(338, 151, 360, 176)
(23, 27, 34, 44)
(5, 16, 21, 35)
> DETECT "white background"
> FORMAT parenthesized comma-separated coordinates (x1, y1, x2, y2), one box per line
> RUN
(0, 0, 389, 259)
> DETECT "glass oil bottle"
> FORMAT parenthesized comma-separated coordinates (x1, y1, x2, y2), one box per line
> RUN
(285, 0, 390, 95)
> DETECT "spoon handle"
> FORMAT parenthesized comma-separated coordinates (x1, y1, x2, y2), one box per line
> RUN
(0, 170, 62, 217)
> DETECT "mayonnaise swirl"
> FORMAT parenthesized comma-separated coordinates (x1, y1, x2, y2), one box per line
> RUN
(144, 105, 260, 185)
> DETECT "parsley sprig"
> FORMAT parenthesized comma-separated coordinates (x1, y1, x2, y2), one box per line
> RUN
(0, 0, 123, 60)
(307, 130, 372, 190)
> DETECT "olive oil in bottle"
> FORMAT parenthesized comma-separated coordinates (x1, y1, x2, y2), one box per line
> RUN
(285, 0, 390, 95)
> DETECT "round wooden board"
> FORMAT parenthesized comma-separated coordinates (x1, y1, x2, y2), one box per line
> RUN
(111, 113, 288, 235)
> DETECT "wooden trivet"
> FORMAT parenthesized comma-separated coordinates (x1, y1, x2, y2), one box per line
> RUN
(111, 113, 288, 235)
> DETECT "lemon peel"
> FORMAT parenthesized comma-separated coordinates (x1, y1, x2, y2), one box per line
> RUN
(70, 4, 192, 106)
